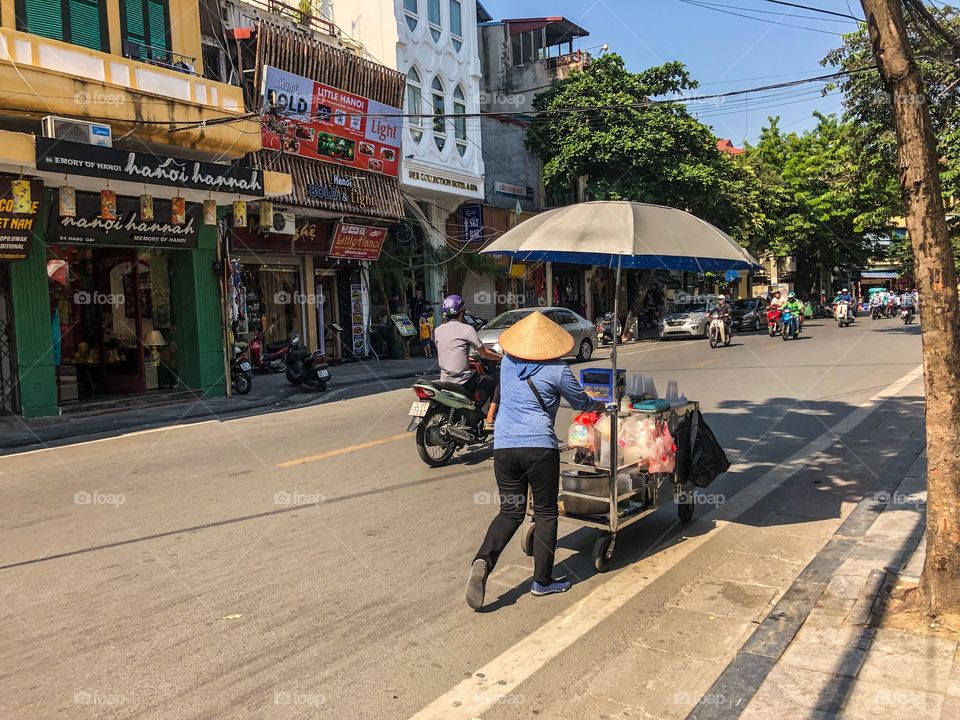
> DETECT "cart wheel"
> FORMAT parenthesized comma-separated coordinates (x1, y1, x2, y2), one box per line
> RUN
(678, 494, 695, 523)
(592, 534, 614, 572)
(520, 523, 535, 557)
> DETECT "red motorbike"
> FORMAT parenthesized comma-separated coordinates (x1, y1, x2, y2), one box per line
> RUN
(247, 329, 294, 373)
(767, 307, 782, 337)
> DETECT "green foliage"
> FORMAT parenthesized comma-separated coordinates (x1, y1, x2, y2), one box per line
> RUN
(525, 54, 761, 239)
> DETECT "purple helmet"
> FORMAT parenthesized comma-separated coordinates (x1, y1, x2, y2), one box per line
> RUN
(442, 294, 465, 317)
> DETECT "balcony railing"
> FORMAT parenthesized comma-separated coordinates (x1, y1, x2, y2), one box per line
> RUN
(122, 39, 197, 76)
(239, 0, 339, 38)
(0, 27, 243, 113)
(545, 50, 591, 70)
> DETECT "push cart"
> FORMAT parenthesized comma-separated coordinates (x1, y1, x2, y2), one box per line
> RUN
(518, 401, 700, 572)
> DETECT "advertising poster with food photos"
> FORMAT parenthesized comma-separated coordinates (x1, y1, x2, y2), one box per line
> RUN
(261, 66, 402, 178)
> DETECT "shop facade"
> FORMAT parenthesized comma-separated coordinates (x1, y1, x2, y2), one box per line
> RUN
(1, 140, 288, 417)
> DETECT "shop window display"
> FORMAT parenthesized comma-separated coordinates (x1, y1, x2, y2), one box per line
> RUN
(236, 264, 303, 345)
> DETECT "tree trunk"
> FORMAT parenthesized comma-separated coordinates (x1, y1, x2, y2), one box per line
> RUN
(861, 0, 960, 620)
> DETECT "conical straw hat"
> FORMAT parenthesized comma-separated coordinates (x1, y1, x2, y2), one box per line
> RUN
(498, 311, 575, 361)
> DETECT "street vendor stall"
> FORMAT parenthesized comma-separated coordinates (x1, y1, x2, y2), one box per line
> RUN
(481, 201, 758, 570)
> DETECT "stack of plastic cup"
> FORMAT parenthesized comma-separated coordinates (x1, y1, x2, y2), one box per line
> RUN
(641, 375, 658, 399)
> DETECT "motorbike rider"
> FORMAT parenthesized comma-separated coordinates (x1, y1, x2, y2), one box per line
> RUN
(782, 292, 805, 334)
(902, 288, 917, 319)
(869, 291, 883, 317)
(714, 294, 732, 339)
(835, 288, 854, 321)
(434, 294, 502, 431)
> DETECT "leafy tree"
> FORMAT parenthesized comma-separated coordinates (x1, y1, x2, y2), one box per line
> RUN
(525, 54, 761, 240)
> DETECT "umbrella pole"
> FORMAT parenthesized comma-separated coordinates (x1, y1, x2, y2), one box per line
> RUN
(608, 257, 622, 533)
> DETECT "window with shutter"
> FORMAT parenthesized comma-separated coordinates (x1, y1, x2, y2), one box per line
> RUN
(16, 0, 107, 52)
(121, 0, 171, 62)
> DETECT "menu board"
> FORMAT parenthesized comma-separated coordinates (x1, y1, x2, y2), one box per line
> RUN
(261, 66, 402, 177)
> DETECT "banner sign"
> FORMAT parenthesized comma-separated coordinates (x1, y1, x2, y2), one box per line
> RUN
(461, 204, 483, 242)
(0, 177, 43, 260)
(261, 66, 401, 177)
(329, 223, 387, 260)
(49, 192, 199, 249)
(493, 180, 528, 197)
(350, 283, 367, 356)
(36, 138, 263, 194)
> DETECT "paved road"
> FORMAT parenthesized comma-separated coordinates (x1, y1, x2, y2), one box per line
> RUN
(0, 314, 923, 719)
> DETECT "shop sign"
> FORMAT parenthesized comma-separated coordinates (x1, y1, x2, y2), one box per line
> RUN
(407, 170, 479, 193)
(35, 138, 263, 194)
(306, 174, 353, 202)
(231, 215, 332, 254)
(261, 66, 401, 177)
(461, 204, 483, 243)
(329, 223, 387, 260)
(493, 180, 529, 198)
(48, 192, 199, 249)
(0, 177, 43, 261)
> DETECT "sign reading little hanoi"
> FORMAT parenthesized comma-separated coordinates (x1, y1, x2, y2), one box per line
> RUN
(329, 224, 386, 260)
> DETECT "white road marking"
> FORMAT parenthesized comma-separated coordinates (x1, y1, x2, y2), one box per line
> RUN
(408, 365, 924, 720)
(1, 421, 219, 459)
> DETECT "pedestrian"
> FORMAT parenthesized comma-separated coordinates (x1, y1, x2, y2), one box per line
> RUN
(419, 311, 435, 358)
(465, 311, 601, 610)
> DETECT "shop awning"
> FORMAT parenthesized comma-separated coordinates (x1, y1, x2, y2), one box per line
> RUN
(861, 271, 900, 280)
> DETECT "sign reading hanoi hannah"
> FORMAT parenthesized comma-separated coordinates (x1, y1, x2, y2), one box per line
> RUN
(260, 66, 402, 178)
(35, 138, 263, 194)
(49, 192, 199, 249)
(329, 223, 387, 261)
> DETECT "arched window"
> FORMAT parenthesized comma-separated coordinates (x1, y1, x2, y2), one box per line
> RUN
(453, 85, 466, 156)
(427, 0, 441, 42)
(449, 0, 462, 51)
(432, 76, 446, 151)
(406, 68, 423, 143)
(403, 0, 418, 31)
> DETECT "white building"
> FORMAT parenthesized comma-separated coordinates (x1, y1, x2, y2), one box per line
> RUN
(334, 0, 487, 312)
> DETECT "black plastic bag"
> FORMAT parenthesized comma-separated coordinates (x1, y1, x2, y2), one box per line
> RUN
(676, 410, 729, 488)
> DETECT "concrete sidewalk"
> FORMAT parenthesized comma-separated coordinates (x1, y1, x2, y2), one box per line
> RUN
(0, 355, 436, 451)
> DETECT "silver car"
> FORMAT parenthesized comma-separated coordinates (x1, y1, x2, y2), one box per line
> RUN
(478, 307, 596, 361)
(659, 302, 712, 340)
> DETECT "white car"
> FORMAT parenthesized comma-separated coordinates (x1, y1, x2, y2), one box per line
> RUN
(478, 307, 596, 361)
(659, 302, 712, 340)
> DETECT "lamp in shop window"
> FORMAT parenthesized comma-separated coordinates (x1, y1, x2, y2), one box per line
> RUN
(59, 185, 76, 218)
(233, 200, 247, 228)
(259, 200, 273, 229)
(203, 198, 217, 226)
(171, 196, 186, 225)
(145, 330, 167, 362)
(101, 188, 117, 220)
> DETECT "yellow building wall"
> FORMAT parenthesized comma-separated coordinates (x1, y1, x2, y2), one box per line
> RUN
(1, 0, 204, 74)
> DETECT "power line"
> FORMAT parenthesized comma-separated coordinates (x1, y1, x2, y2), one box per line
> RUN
(761, 0, 864, 21)
(681, 0, 854, 24)
(673, 0, 846, 34)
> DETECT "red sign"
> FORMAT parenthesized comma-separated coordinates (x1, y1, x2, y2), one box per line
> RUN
(261, 66, 402, 177)
(329, 223, 387, 260)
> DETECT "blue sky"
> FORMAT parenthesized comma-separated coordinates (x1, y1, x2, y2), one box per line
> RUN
(482, 0, 861, 144)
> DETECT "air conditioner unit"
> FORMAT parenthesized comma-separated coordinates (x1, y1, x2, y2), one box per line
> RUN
(41, 116, 113, 147)
(269, 210, 296, 235)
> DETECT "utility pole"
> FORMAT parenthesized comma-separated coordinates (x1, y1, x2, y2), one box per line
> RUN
(860, 0, 960, 621)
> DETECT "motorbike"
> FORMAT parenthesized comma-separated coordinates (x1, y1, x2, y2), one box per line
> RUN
(767, 307, 782, 337)
(835, 301, 854, 327)
(284, 334, 331, 391)
(248, 330, 294, 373)
(884, 301, 896, 318)
(596, 312, 618, 346)
(231, 345, 253, 395)
(407, 358, 491, 467)
(901, 306, 916, 324)
(708, 311, 731, 348)
(781, 308, 800, 341)
(871, 303, 884, 320)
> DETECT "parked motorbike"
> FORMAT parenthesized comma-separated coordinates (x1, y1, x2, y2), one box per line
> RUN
(781, 308, 800, 341)
(407, 359, 491, 467)
(708, 311, 731, 348)
(767, 307, 782, 337)
(835, 301, 854, 327)
(231, 345, 253, 395)
(901, 306, 915, 325)
(284, 335, 331, 391)
(596, 312, 618, 346)
(248, 330, 294, 373)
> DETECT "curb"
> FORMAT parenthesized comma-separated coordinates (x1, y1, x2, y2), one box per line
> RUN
(0, 368, 429, 451)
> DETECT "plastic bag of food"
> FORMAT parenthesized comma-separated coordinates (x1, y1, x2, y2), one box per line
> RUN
(647, 423, 677, 473)
(619, 415, 657, 467)
(568, 412, 600, 451)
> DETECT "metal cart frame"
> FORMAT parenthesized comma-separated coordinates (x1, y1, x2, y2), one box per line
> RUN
(521, 399, 700, 572)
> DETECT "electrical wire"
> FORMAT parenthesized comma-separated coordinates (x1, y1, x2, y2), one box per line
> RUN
(673, 0, 847, 34)
(761, 0, 864, 21)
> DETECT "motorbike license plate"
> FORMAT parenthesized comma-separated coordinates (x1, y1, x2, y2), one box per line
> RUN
(317, 368, 330, 379)
(409, 401, 430, 417)
(239, 361, 252, 372)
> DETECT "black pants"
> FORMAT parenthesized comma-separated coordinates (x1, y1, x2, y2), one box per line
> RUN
(474, 447, 561, 585)
(463, 371, 498, 407)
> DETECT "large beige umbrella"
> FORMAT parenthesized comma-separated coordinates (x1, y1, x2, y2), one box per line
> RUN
(481, 201, 758, 271)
